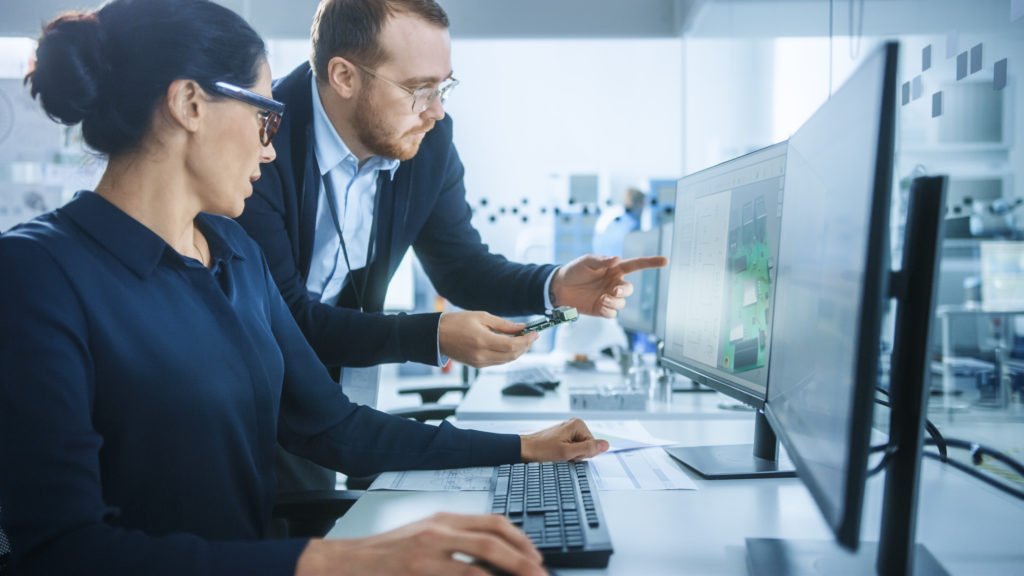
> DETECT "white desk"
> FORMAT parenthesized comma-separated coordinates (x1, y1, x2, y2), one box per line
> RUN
(327, 420, 1024, 575)
(457, 369, 752, 421)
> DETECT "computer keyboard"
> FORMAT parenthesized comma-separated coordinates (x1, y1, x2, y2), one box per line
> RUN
(505, 365, 560, 390)
(489, 461, 613, 568)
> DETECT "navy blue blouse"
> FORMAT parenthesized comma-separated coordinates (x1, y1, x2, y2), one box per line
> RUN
(0, 192, 520, 575)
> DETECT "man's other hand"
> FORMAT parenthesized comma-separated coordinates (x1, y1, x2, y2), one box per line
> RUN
(438, 311, 539, 368)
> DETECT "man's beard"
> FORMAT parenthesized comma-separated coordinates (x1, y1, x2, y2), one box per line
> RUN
(352, 87, 434, 161)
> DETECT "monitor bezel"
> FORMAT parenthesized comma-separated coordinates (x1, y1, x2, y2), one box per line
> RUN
(762, 41, 899, 550)
(661, 141, 789, 410)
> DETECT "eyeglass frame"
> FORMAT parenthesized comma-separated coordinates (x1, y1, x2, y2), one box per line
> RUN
(210, 81, 286, 146)
(352, 62, 459, 114)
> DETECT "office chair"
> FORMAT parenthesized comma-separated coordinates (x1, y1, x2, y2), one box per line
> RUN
(393, 364, 478, 416)
(271, 489, 364, 538)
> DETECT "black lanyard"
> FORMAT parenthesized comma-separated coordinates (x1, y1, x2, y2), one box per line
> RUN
(316, 153, 382, 313)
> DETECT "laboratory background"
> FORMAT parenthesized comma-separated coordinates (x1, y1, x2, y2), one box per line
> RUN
(1, 1, 1023, 573)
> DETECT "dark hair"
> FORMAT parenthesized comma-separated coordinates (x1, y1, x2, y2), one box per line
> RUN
(310, 0, 449, 80)
(26, 0, 267, 157)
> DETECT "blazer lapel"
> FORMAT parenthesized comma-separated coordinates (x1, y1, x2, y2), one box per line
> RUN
(297, 124, 319, 277)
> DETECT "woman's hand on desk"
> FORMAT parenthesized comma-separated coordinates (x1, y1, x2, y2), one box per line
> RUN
(439, 311, 539, 368)
(520, 418, 610, 462)
(294, 512, 546, 576)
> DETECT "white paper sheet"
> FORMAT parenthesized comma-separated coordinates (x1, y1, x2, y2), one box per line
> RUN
(368, 447, 696, 492)
(369, 467, 494, 491)
(589, 448, 698, 491)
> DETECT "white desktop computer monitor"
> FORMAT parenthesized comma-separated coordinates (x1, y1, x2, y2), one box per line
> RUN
(662, 141, 787, 406)
(660, 141, 790, 479)
(618, 228, 662, 337)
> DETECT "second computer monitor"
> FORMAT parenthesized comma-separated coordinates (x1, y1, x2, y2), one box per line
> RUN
(618, 227, 664, 337)
(662, 142, 787, 407)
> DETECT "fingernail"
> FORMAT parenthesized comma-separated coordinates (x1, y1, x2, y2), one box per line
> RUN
(598, 440, 610, 452)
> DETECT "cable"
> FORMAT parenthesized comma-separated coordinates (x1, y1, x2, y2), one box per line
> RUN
(868, 444, 898, 477)
(923, 451, 1024, 501)
(874, 386, 948, 459)
(927, 437, 1024, 478)
(874, 386, 1024, 476)
(870, 386, 1024, 496)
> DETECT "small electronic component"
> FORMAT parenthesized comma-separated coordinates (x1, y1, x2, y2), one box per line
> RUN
(519, 305, 579, 335)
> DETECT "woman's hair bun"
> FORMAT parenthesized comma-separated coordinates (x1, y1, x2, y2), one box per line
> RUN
(27, 12, 108, 126)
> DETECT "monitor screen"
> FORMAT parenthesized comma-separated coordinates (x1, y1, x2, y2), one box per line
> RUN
(618, 228, 662, 335)
(764, 43, 897, 549)
(662, 142, 787, 407)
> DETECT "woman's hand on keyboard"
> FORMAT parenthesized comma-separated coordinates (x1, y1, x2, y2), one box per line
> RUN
(520, 418, 610, 462)
(295, 512, 547, 576)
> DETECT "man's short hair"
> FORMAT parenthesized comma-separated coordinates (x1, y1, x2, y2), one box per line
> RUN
(311, 0, 449, 80)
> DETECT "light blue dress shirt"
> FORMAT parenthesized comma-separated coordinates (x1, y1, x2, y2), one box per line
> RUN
(305, 76, 400, 306)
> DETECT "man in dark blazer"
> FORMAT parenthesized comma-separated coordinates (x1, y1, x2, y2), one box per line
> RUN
(237, 0, 665, 495)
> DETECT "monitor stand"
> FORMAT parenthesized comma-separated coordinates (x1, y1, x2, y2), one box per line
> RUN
(745, 539, 949, 576)
(664, 371, 717, 394)
(663, 409, 795, 479)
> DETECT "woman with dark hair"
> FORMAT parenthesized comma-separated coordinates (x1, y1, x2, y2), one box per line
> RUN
(0, 1, 602, 574)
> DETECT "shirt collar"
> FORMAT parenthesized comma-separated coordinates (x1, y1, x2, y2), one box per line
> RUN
(310, 75, 399, 181)
(60, 191, 245, 278)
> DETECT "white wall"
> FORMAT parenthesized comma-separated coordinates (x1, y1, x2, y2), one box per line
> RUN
(682, 38, 776, 174)
(269, 38, 685, 262)
(448, 39, 683, 261)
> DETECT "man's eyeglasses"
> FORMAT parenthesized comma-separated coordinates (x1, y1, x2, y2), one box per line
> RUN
(353, 63, 459, 114)
(211, 81, 286, 146)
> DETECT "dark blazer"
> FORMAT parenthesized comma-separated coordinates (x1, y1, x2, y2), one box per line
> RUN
(0, 192, 520, 575)
(237, 63, 557, 369)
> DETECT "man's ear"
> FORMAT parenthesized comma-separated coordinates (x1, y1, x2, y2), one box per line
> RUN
(325, 56, 360, 100)
(164, 79, 205, 135)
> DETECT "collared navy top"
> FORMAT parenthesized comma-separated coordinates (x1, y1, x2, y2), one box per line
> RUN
(0, 192, 520, 576)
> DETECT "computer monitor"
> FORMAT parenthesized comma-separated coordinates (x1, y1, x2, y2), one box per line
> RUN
(661, 141, 792, 479)
(618, 228, 662, 336)
(653, 222, 673, 342)
(749, 43, 950, 574)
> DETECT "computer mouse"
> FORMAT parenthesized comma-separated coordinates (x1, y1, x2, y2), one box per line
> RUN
(472, 561, 554, 575)
(536, 379, 560, 391)
(501, 382, 547, 397)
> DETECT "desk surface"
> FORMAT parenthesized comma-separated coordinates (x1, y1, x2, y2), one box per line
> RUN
(327, 419, 1024, 575)
(457, 367, 752, 421)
